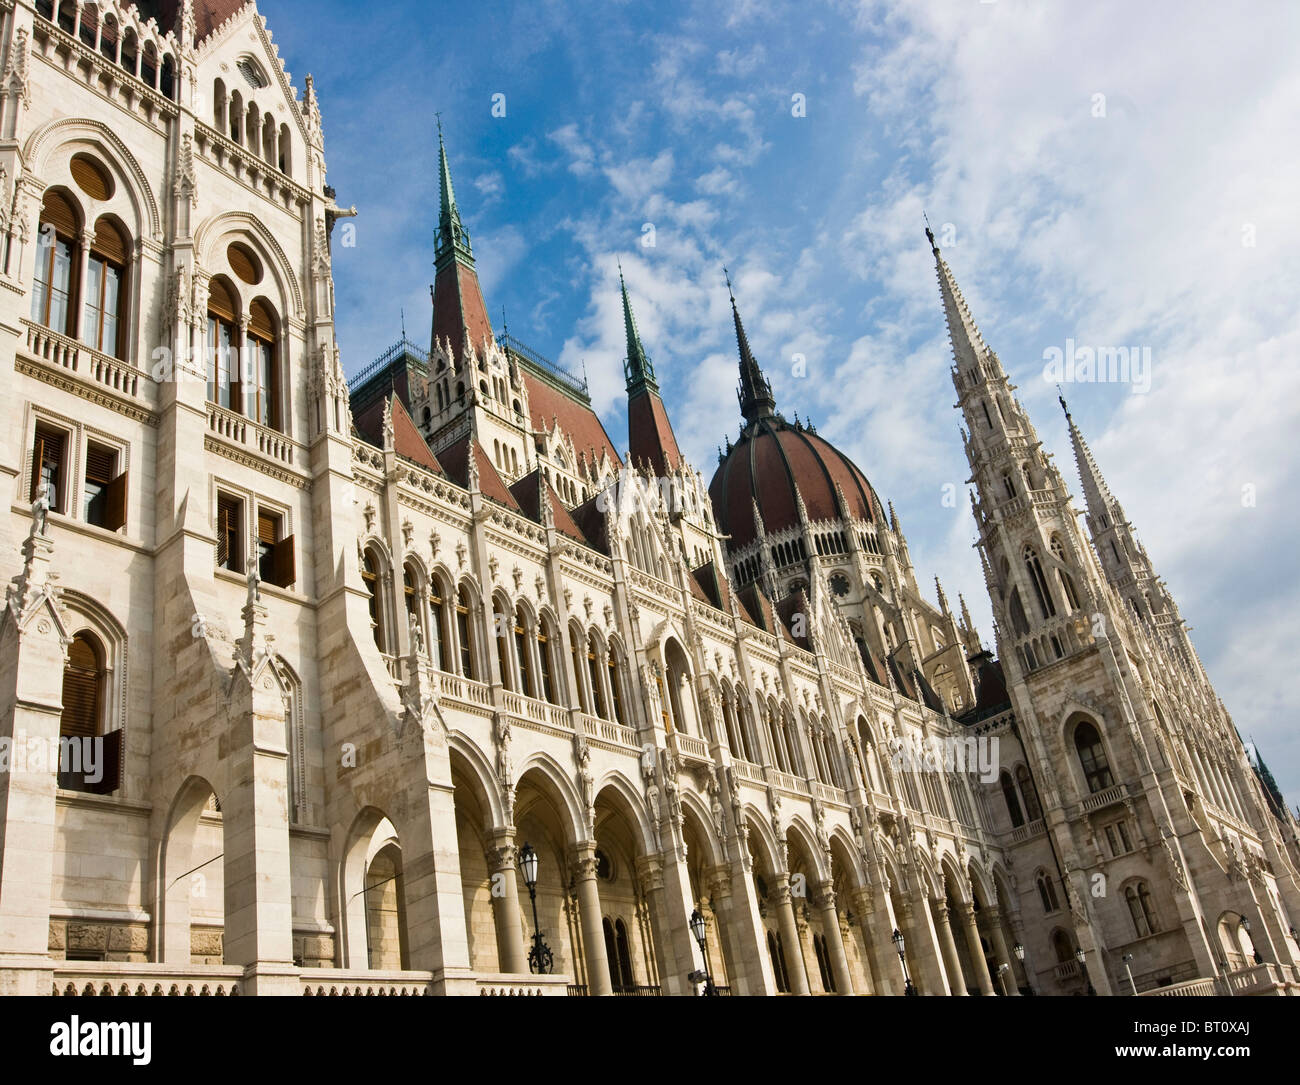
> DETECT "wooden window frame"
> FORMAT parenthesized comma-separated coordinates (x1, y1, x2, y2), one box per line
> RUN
(83, 438, 127, 532)
(216, 491, 244, 573)
(257, 505, 295, 589)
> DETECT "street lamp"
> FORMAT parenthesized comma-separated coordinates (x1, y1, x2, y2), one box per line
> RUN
(1012, 941, 1033, 996)
(689, 909, 718, 996)
(1121, 952, 1137, 995)
(517, 842, 553, 975)
(1240, 917, 1263, 965)
(892, 928, 918, 996)
(1075, 946, 1095, 996)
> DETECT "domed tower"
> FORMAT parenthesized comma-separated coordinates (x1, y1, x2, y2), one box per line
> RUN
(707, 277, 979, 714)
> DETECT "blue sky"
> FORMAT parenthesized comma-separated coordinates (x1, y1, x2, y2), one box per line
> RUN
(260, 0, 1300, 807)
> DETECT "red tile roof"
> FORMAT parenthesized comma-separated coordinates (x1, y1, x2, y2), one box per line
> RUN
(433, 261, 494, 365)
(508, 470, 588, 545)
(524, 369, 621, 472)
(437, 435, 519, 511)
(628, 389, 682, 475)
(391, 397, 442, 474)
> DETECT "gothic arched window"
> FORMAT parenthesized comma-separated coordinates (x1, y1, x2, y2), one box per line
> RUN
(31, 190, 81, 336)
(1125, 882, 1159, 938)
(1000, 770, 1025, 827)
(1074, 720, 1114, 794)
(83, 216, 130, 358)
(361, 550, 386, 654)
(1016, 764, 1043, 821)
(1037, 871, 1060, 914)
(1024, 546, 1056, 619)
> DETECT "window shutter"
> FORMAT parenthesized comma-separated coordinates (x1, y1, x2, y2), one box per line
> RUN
(87, 729, 123, 796)
(103, 471, 128, 532)
(85, 442, 117, 484)
(29, 434, 43, 502)
(270, 534, 295, 588)
(40, 190, 79, 238)
(60, 639, 101, 741)
(208, 278, 237, 322)
(90, 217, 128, 264)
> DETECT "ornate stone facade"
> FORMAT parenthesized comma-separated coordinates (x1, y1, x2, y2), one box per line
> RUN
(0, 0, 1296, 999)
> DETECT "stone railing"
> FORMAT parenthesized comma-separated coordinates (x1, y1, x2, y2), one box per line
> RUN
(732, 759, 766, 784)
(580, 713, 637, 749)
(1009, 818, 1046, 844)
(670, 731, 710, 763)
(1136, 977, 1219, 997)
(1052, 960, 1080, 983)
(476, 973, 571, 996)
(207, 402, 297, 467)
(1223, 962, 1290, 996)
(300, 969, 433, 996)
(1080, 782, 1128, 813)
(771, 769, 804, 794)
(22, 318, 150, 406)
(811, 781, 847, 805)
(500, 689, 571, 732)
(52, 962, 244, 996)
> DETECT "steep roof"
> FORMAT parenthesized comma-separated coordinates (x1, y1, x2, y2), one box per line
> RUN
(437, 435, 519, 511)
(390, 396, 442, 474)
(508, 470, 588, 545)
(523, 367, 622, 471)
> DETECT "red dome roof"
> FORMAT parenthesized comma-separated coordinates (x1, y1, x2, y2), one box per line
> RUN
(708, 417, 882, 553)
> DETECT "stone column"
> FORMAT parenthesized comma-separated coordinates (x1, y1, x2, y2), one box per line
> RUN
(572, 842, 612, 995)
(984, 906, 1020, 995)
(900, 895, 950, 995)
(0, 532, 65, 995)
(852, 885, 904, 995)
(774, 878, 811, 995)
(486, 834, 527, 974)
(958, 900, 996, 996)
(814, 882, 854, 995)
(74, 229, 94, 342)
(932, 901, 969, 996)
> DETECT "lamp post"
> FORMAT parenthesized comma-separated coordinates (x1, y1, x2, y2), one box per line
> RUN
(996, 961, 1010, 996)
(1013, 940, 1033, 996)
(517, 842, 553, 975)
(689, 909, 718, 996)
(1122, 952, 1137, 995)
(892, 928, 918, 996)
(1241, 917, 1263, 965)
(1075, 946, 1095, 996)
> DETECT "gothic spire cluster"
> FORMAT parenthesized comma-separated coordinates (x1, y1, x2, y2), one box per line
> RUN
(620, 261, 658, 396)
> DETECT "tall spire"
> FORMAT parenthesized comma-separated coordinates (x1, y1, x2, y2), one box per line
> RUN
(620, 260, 658, 395)
(928, 227, 994, 377)
(430, 118, 493, 364)
(622, 260, 682, 476)
(435, 116, 473, 268)
(727, 268, 776, 428)
(1060, 395, 1121, 526)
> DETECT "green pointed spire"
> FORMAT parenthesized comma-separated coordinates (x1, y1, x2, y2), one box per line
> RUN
(620, 261, 658, 395)
(435, 117, 473, 269)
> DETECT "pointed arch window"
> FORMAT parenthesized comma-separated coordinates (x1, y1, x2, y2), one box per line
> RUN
(587, 633, 608, 719)
(608, 646, 626, 725)
(1000, 770, 1025, 827)
(767, 930, 790, 993)
(59, 631, 120, 794)
(514, 606, 534, 697)
(246, 299, 282, 431)
(537, 617, 557, 704)
(206, 278, 239, 410)
(428, 578, 447, 671)
(1074, 720, 1114, 794)
(31, 190, 80, 336)
(1037, 872, 1059, 914)
(1016, 764, 1043, 821)
(1125, 882, 1159, 938)
(1024, 546, 1056, 619)
(83, 217, 129, 358)
(456, 586, 477, 680)
(362, 551, 386, 654)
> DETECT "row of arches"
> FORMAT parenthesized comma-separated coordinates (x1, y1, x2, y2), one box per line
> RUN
(38, 1, 177, 101)
(212, 79, 293, 176)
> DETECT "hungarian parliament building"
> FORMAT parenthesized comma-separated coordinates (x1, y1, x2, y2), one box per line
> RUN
(0, 0, 1297, 998)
